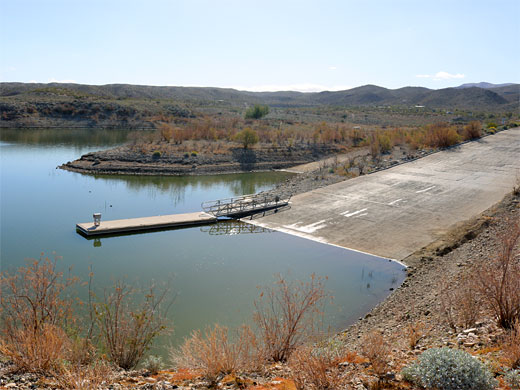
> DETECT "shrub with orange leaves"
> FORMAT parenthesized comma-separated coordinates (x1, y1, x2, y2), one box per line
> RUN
(171, 324, 260, 385)
(0, 254, 79, 373)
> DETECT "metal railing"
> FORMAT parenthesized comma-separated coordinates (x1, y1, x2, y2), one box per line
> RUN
(201, 192, 291, 218)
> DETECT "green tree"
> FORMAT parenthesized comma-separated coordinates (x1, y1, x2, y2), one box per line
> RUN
(235, 127, 259, 149)
(245, 104, 269, 119)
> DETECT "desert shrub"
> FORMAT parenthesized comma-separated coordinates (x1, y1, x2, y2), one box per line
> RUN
(440, 275, 481, 331)
(143, 355, 163, 375)
(503, 321, 520, 369)
(369, 134, 380, 159)
(288, 344, 345, 390)
(0, 323, 68, 373)
(0, 255, 78, 372)
(408, 321, 426, 349)
(378, 135, 392, 154)
(476, 218, 520, 329)
(234, 127, 259, 149)
(368, 131, 392, 157)
(425, 123, 460, 148)
(504, 369, 520, 389)
(361, 331, 390, 378)
(0, 255, 77, 334)
(401, 347, 496, 390)
(158, 123, 173, 142)
(94, 281, 172, 370)
(463, 121, 482, 140)
(245, 104, 269, 119)
(171, 324, 260, 384)
(253, 274, 331, 362)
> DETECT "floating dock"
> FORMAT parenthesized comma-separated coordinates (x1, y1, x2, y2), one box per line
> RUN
(76, 212, 217, 236)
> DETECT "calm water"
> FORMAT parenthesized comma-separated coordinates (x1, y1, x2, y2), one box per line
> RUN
(0, 128, 405, 356)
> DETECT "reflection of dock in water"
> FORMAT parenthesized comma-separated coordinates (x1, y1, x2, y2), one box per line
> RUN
(200, 221, 273, 235)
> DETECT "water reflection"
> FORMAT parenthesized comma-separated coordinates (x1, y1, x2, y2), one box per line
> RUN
(92, 172, 292, 206)
(199, 221, 273, 235)
(0, 128, 134, 147)
(80, 221, 272, 242)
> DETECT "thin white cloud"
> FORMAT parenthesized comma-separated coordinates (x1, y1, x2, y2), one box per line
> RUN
(434, 71, 465, 80)
(230, 83, 352, 93)
(328, 66, 337, 70)
(415, 71, 465, 81)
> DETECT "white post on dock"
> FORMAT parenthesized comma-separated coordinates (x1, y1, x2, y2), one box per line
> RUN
(93, 213, 102, 227)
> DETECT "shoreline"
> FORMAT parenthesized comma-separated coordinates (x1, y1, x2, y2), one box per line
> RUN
(58, 143, 350, 177)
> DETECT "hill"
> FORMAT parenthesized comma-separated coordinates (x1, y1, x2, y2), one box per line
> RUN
(1, 82, 518, 110)
(1, 82, 518, 129)
(456, 82, 516, 89)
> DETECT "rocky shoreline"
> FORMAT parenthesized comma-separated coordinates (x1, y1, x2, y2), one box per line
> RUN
(59, 144, 346, 176)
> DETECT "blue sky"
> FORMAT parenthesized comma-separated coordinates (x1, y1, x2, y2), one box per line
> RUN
(1, 0, 518, 91)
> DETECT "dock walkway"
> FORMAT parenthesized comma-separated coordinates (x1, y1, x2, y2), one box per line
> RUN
(76, 212, 216, 236)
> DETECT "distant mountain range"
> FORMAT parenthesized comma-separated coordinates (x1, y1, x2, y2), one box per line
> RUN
(456, 82, 516, 89)
(1, 82, 518, 111)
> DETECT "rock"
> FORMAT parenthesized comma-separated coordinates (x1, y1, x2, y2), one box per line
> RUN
(463, 328, 478, 334)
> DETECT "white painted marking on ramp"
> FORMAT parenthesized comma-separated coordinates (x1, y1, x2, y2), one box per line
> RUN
(343, 208, 368, 217)
(284, 220, 328, 233)
(388, 198, 403, 206)
(416, 186, 436, 193)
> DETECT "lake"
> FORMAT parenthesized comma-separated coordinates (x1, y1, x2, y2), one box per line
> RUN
(0, 128, 405, 357)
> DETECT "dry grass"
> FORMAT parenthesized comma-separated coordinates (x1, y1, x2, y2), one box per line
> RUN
(253, 274, 331, 362)
(0, 324, 68, 373)
(477, 217, 520, 329)
(170, 324, 260, 384)
(288, 345, 345, 390)
(0, 254, 79, 373)
(407, 321, 426, 350)
(440, 274, 482, 331)
(55, 361, 114, 390)
(361, 331, 390, 378)
(502, 321, 520, 369)
(94, 280, 173, 370)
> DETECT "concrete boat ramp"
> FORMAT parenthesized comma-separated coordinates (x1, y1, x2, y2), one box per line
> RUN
(77, 212, 216, 236)
(249, 128, 520, 261)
